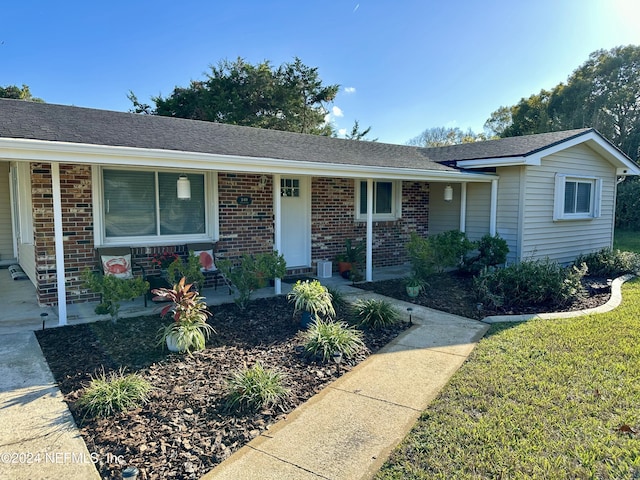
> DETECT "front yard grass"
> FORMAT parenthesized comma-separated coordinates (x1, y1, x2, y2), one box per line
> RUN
(376, 278, 640, 480)
(614, 228, 640, 253)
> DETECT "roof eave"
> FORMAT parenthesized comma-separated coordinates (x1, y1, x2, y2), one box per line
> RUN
(0, 137, 499, 182)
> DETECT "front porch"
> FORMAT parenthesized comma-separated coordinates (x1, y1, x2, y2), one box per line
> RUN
(0, 265, 410, 334)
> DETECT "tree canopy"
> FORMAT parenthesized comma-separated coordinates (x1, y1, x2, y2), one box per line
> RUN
(130, 57, 340, 136)
(406, 126, 487, 147)
(0, 84, 43, 102)
(485, 45, 640, 160)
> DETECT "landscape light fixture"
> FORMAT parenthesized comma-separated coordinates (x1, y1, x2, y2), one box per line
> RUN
(407, 307, 413, 326)
(177, 174, 191, 200)
(444, 185, 453, 202)
(332, 351, 343, 374)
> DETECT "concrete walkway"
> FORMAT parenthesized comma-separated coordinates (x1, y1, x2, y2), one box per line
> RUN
(202, 287, 489, 480)
(0, 332, 100, 480)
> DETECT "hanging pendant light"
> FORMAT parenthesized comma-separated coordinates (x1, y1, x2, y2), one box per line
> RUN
(177, 174, 191, 200)
(444, 185, 453, 202)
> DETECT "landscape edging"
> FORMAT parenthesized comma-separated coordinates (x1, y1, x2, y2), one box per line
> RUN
(481, 274, 635, 324)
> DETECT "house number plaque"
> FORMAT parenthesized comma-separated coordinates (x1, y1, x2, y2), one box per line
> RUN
(237, 195, 253, 205)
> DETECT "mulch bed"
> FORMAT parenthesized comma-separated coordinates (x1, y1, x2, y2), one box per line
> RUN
(356, 271, 613, 320)
(36, 296, 408, 480)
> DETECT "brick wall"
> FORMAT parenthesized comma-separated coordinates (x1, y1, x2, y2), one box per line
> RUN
(32, 163, 96, 306)
(217, 173, 274, 260)
(311, 178, 429, 269)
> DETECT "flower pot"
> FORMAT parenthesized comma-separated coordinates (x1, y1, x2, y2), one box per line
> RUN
(301, 311, 315, 329)
(406, 285, 421, 298)
(165, 333, 182, 353)
(337, 261, 352, 274)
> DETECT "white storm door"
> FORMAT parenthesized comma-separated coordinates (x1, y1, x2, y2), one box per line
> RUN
(280, 177, 310, 268)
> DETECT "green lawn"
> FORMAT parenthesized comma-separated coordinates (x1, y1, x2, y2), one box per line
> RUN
(376, 279, 640, 479)
(614, 229, 640, 253)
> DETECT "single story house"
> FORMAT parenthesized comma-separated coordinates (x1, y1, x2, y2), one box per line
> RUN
(1, 98, 638, 325)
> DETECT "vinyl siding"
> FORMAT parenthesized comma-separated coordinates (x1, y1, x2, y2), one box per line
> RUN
(0, 162, 14, 261)
(428, 183, 461, 234)
(495, 166, 523, 264)
(465, 183, 491, 241)
(521, 144, 616, 264)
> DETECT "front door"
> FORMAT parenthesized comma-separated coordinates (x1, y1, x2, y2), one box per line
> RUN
(280, 177, 310, 268)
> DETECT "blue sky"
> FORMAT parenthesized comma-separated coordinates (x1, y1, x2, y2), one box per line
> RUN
(3, 1, 640, 145)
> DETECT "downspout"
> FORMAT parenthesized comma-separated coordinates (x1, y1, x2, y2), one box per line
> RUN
(51, 163, 67, 326)
(459, 182, 467, 233)
(273, 174, 282, 295)
(489, 179, 498, 236)
(366, 178, 373, 282)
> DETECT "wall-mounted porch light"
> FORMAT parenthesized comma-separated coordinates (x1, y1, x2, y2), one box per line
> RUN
(444, 185, 453, 202)
(177, 174, 191, 200)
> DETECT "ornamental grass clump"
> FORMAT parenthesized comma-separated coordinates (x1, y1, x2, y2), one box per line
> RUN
(225, 362, 290, 411)
(353, 298, 400, 329)
(77, 368, 153, 419)
(287, 279, 335, 320)
(302, 318, 365, 362)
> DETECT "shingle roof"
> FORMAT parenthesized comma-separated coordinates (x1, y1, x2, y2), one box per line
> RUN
(0, 99, 605, 170)
(0, 99, 457, 172)
(421, 129, 594, 162)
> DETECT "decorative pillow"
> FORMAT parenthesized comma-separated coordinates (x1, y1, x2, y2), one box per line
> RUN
(194, 249, 216, 272)
(101, 254, 133, 279)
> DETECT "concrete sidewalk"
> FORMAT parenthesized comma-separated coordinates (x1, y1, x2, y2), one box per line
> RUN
(0, 283, 488, 480)
(0, 332, 100, 480)
(202, 288, 489, 480)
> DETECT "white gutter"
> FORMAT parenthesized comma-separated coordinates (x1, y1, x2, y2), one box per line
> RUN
(0, 138, 499, 183)
(51, 163, 67, 326)
(272, 174, 282, 295)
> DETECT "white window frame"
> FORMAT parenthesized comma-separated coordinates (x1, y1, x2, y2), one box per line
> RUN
(92, 166, 217, 246)
(553, 173, 602, 221)
(355, 180, 402, 221)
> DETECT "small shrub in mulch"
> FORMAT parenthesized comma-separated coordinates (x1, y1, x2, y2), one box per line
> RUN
(36, 295, 408, 480)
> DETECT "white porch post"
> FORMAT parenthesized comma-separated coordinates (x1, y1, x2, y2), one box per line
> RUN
(459, 182, 467, 233)
(366, 178, 373, 282)
(273, 174, 282, 295)
(51, 162, 67, 326)
(490, 179, 498, 236)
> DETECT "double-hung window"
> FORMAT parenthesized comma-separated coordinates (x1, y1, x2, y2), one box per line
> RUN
(356, 180, 401, 221)
(553, 174, 601, 220)
(99, 168, 209, 243)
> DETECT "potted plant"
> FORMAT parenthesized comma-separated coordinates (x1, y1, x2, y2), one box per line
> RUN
(335, 239, 365, 279)
(153, 277, 215, 354)
(405, 274, 426, 298)
(254, 251, 287, 287)
(150, 250, 180, 275)
(287, 279, 335, 328)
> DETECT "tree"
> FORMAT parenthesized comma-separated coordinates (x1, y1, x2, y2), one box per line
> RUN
(133, 57, 340, 135)
(0, 84, 43, 102)
(488, 46, 640, 160)
(343, 120, 377, 141)
(406, 126, 485, 147)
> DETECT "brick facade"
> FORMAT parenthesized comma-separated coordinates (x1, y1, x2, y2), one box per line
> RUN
(30, 167, 429, 306)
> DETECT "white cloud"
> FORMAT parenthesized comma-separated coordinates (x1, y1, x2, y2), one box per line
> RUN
(332, 106, 344, 117)
(344, 87, 356, 94)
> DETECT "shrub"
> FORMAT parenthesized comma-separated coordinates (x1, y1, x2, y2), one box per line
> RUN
(462, 234, 509, 275)
(474, 259, 587, 310)
(77, 368, 153, 418)
(225, 362, 290, 411)
(82, 269, 149, 322)
(574, 248, 640, 277)
(406, 230, 474, 278)
(615, 176, 640, 230)
(353, 299, 399, 329)
(302, 319, 365, 362)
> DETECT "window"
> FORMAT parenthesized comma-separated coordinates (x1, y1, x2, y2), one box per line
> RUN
(554, 174, 601, 220)
(100, 168, 208, 242)
(356, 180, 401, 221)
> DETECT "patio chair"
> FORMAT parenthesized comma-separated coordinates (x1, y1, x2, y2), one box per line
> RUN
(96, 246, 149, 307)
(185, 242, 233, 294)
